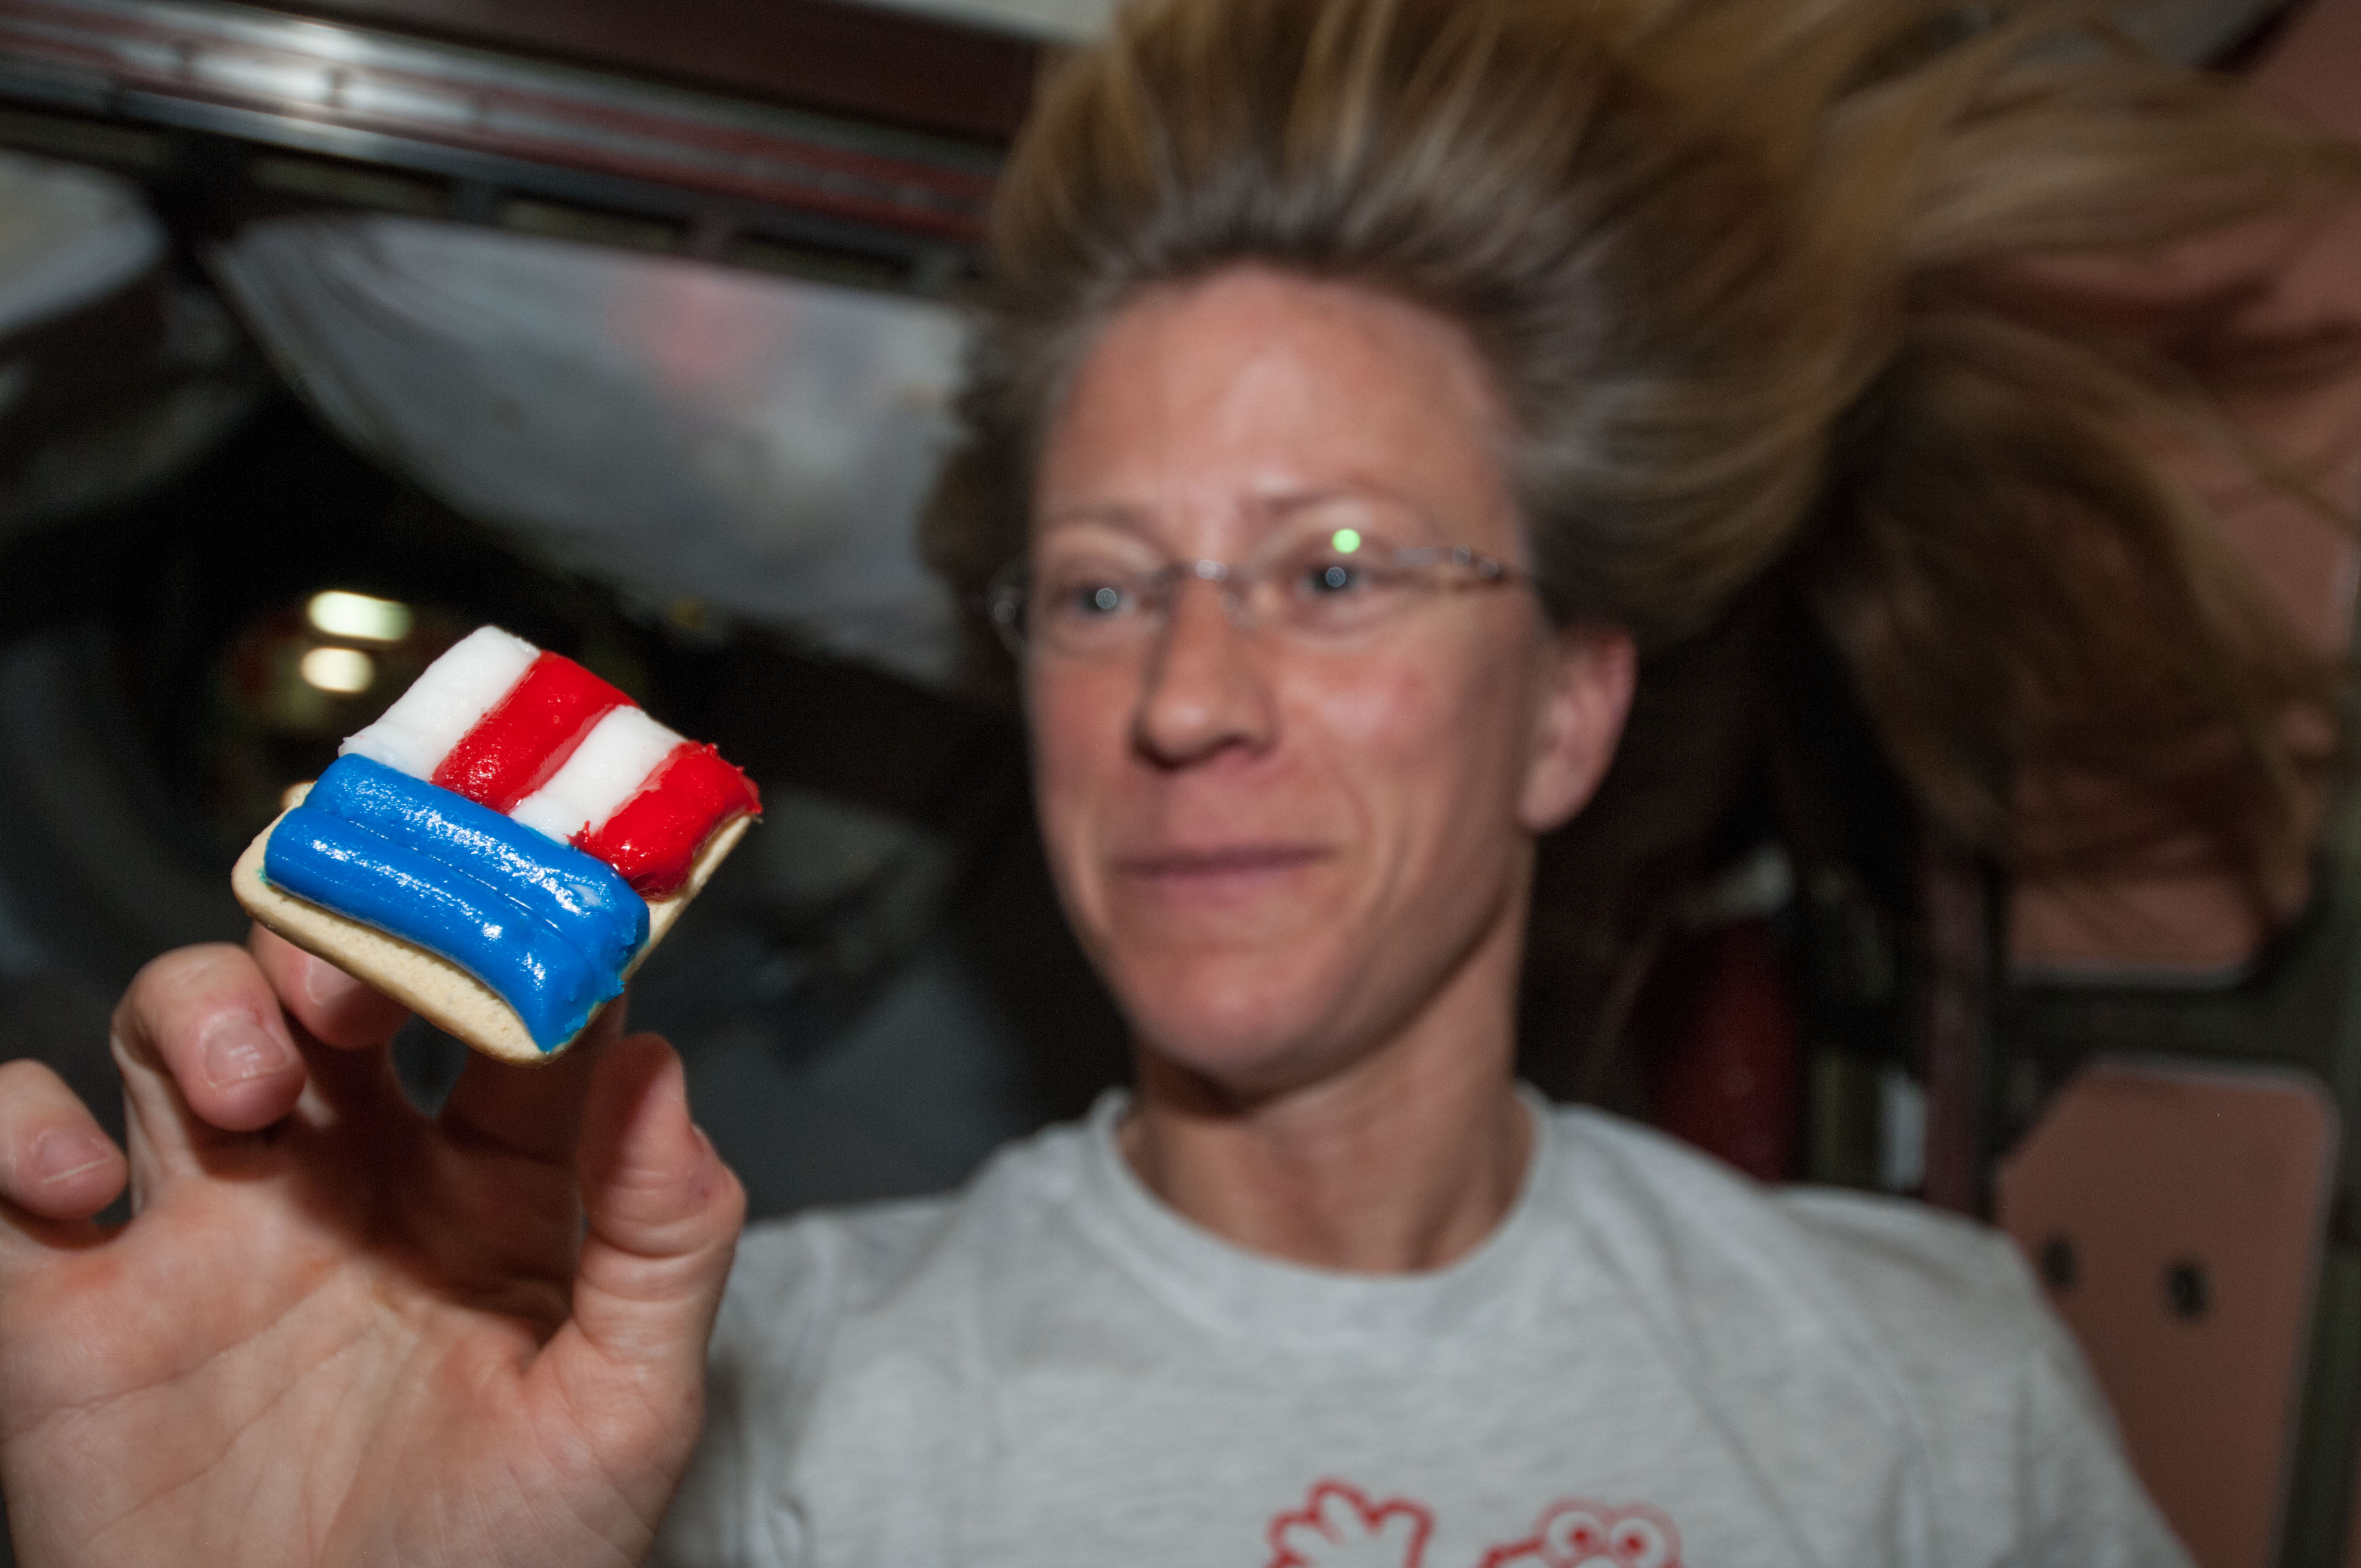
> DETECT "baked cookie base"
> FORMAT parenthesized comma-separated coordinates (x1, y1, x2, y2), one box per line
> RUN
(232, 799, 751, 1065)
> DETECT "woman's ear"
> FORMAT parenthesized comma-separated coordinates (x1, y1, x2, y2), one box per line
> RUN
(1518, 624, 1636, 834)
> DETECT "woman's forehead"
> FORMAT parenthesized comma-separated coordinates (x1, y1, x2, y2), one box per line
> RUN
(1036, 484, 1448, 545)
(1032, 269, 1519, 553)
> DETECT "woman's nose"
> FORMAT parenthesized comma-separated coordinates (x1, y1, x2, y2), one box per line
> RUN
(1130, 576, 1276, 766)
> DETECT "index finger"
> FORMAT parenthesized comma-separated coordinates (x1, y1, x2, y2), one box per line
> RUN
(111, 944, 311, 1179)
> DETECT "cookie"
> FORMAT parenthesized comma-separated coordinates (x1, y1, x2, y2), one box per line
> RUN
(231, 627, 761, 1064)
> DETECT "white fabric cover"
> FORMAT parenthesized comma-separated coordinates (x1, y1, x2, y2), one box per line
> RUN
(0, 151, 163, 339)
(211, 216, 971, 688)
(0, 154, 253, 541)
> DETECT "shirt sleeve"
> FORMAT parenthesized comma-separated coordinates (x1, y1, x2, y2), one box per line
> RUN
(648, 1220, 845, 1568)
(649, 1278, 776, 1568)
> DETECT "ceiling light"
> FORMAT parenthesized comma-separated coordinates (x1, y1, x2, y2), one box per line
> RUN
(300, 645, 376, 694)
(307, 590, 414, 643)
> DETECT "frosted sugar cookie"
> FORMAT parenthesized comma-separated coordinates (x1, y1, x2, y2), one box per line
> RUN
(233, 626, 760, 1064)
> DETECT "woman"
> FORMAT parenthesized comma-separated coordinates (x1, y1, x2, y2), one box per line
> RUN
(0, 0, 2349, 1561)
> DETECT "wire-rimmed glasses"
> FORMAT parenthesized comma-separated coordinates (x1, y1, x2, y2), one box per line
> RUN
(987, 524, 1529, 661)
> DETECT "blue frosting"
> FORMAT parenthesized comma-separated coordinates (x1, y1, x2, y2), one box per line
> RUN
(265, 809, 619, 1050)
(302, 755, 648, 972)
(260, 755, 650, 1052)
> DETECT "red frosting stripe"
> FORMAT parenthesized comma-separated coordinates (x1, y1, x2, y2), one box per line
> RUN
(574, 742, 761, 897)
(431, 653, 632, 813)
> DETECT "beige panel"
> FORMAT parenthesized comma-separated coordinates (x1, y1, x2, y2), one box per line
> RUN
(1995, 1061, 2336, 1568)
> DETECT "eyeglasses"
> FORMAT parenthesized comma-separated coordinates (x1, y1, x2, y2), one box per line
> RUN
(987, 528, 1528, 661)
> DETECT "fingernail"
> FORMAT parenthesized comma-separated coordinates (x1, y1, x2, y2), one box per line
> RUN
(202, 1016, 297, 1088)
(301, 954, 361, 1009)
(31, 1128, 115, 1185)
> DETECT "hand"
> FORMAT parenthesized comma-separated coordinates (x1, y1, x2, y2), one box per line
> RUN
(0, 930, 745, 1566)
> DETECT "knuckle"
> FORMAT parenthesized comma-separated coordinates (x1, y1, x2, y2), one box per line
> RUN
(119, 943, 257, 1024)
(710, 1165, 749, 1234)
(720, 1159, 747, 1211)
(133, 940, 253, 991)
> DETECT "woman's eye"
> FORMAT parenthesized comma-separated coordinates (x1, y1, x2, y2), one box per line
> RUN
(1298, 558, 1365, 595)
(1047, 576, 1134, 617)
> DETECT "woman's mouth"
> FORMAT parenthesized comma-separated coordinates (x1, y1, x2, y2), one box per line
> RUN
(1113, 843, 1330, 902)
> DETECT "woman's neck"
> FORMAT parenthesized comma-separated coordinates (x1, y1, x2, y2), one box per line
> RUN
(1117, 908, 1534, 1275)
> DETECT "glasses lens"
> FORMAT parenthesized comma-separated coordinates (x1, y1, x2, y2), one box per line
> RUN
(997, 529, 1515, 660)
(1267, 536, 1416, 640)
(1029, 558, 1156, 655)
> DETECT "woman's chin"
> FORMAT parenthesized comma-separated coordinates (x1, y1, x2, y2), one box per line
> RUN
(1117, 967, 1369, 1101)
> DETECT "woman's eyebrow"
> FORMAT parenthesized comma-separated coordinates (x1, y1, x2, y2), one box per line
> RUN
(1031, 505, 1177, 557)
(1033, 501, 1156, 533)
(1256, 486, 1445, 536)
(1255, 489, 1351, 518)
(1033, 488, 1446, 551)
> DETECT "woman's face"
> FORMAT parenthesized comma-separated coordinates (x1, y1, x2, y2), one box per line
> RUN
(1027, 268, 1633, 1096)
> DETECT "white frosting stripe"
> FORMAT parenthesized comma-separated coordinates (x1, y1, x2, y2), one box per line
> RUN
(508, 705, 683, 844)
(340, 625, 538, 779)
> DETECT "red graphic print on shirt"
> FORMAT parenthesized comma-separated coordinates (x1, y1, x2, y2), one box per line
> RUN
(1476, 1501, 1684, 1568)
(1266, 1479, 1435, 1568)
(1261, 1482, 1681, 1568)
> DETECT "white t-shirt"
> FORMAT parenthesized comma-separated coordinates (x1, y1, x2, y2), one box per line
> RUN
(655, 1092, 2186, 1567)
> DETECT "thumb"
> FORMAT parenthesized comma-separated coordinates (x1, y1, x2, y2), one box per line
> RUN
(553, 1033, 744, 1455)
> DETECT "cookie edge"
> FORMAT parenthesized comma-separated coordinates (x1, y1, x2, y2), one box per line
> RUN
(231, 805, 753, 1066)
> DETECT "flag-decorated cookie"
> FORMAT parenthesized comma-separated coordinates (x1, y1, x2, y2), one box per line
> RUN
(231, 626, 761, 1063)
